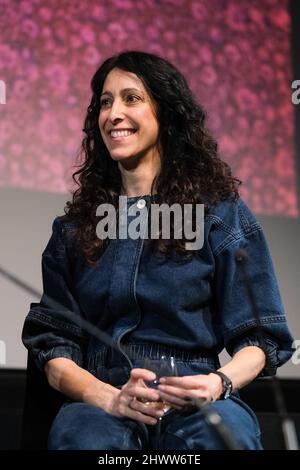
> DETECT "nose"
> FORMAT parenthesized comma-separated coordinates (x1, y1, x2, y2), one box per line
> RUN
(107, 98, 125, 123)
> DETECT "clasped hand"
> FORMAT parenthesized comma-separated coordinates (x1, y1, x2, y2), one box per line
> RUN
(109, 368, 223, 426)
(157, 372, 223, 408)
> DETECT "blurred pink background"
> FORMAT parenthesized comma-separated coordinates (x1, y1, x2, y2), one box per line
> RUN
(0, 0, 297, 216)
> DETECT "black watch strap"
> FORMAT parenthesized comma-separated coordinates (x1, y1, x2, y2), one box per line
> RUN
(211, 370, 233, 399)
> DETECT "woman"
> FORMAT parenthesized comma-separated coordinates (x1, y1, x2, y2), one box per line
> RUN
(22, 50, 294, 450)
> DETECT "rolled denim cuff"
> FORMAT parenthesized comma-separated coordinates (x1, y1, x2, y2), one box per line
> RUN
(229, 335, 279, 376)
(35, 345, 83, 372)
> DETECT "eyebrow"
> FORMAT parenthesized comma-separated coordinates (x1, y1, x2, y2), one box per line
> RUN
(100, 88, 143, 97)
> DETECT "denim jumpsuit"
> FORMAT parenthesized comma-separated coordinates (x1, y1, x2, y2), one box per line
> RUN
(22, 195, 294, 450)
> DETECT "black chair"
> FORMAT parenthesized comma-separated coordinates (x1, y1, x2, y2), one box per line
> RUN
(21, 354, 65, 449)
(0, 368, 26, 449)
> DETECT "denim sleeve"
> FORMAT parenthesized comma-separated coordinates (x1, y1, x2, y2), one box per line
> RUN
(21, 217, 86, 372)
(211, 199, 294, 376)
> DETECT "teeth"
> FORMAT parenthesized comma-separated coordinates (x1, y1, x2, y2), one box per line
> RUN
(110, 130, 136, 138)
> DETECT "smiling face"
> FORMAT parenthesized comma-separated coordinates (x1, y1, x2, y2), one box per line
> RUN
(99, 68, 160, 165)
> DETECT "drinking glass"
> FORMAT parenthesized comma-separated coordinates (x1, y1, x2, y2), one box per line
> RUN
(143, 355, 178, 416)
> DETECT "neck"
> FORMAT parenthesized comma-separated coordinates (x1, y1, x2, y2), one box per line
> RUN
(118, 151, 160, 197)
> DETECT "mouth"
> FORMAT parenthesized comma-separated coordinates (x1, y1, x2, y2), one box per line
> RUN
(108, 128, 138, 142)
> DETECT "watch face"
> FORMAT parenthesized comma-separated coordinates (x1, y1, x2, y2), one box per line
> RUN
(223, 382, 233, 399)
(224, 387, 231, 399)
(213, 371, 233, 399)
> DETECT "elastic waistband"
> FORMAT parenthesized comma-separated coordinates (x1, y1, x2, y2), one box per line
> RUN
(87, 342, 220, 369)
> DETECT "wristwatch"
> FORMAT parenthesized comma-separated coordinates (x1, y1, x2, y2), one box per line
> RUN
(211, 370, 233, 399)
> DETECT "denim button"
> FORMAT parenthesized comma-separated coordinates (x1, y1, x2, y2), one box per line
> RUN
(137, 199, 146, 209)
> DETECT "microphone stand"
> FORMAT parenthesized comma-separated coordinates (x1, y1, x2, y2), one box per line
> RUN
(234, 248, 299, 450)
(0, 264, 240, 450)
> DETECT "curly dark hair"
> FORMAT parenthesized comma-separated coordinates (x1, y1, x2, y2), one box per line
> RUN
(65, 50, 240, 265)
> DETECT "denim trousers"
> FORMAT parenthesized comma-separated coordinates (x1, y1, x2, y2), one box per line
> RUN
(48, 398, 263, 450)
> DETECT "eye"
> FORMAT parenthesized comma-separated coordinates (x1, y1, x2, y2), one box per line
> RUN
(126, 94, 140, 103)
(100, 98, 111, 107)
(100, 94, 140, 108)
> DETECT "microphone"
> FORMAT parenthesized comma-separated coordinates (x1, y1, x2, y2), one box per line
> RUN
(234, 248, 299, 450)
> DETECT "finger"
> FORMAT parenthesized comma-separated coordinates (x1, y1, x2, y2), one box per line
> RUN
(159, 376, 205, 388)
(120, 404, 159, 426)
(158, 390, 192, 408)
(119, 384, 160, 408)
(127, 409, 158, 426)
(129, 398, 165, 419)
(159, 384, 212, 405)
(133, 386, 160, 402)
(130, 368, 157, 382)
(158, 383, 195, 399)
